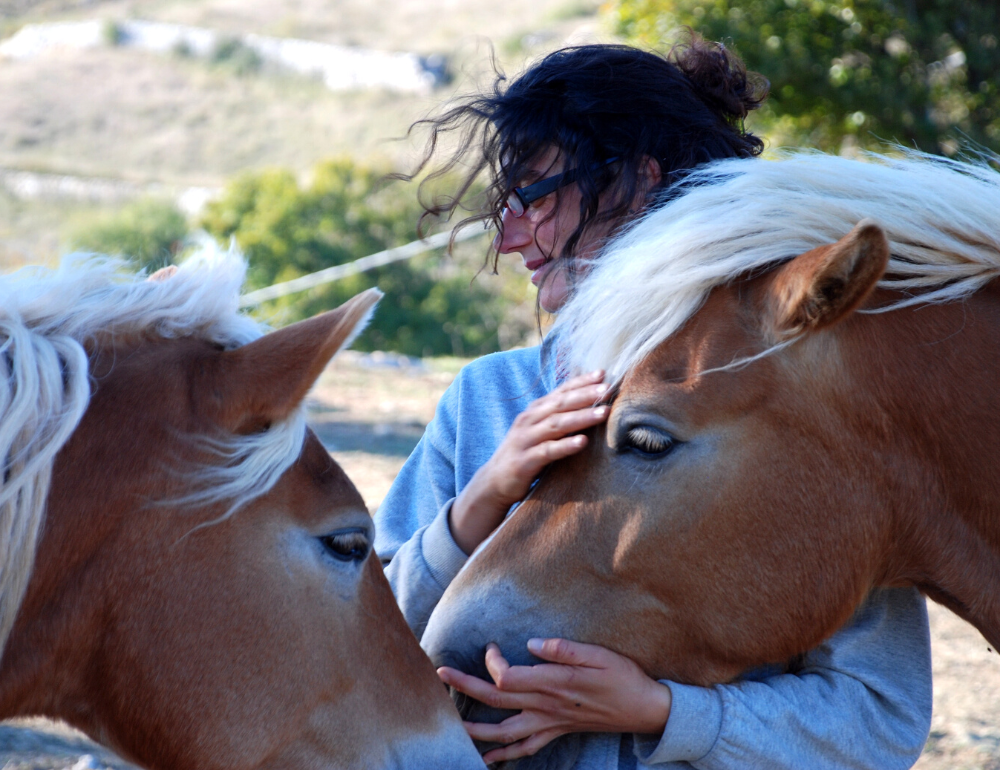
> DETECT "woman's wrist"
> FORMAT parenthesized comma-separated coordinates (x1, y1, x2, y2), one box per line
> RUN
(449, 469, 512, 555)
(631, 680, 672, 736)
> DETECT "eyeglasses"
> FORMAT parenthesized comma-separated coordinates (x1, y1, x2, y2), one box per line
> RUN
(503, 158, 618, 218)
(504, 168, 580, 218)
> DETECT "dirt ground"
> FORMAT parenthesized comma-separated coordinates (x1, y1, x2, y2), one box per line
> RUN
(2, 354, 998, 769)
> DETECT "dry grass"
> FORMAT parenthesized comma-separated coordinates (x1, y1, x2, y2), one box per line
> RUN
(0, 0, 612, 186)
(2, 0, 606, 53)
(0, 189, 107, 268)
(0, 48, 423, 186)
(0, 0, 611, 264)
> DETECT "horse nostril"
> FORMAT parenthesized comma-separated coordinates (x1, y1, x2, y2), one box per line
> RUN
(433, 648, 490, 682)
(433, 647, 506, 722)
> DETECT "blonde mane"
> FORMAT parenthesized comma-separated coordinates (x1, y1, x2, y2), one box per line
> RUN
(555, 150, 1000, 383)
(0, 247, 307, 660)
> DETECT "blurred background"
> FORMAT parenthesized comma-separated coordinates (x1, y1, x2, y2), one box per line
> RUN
(1, 1, 999, 768)
(1, 0, 997, 357)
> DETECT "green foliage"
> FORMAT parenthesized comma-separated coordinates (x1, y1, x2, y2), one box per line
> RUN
(548, 0, 604, 21)
(201, 158, 533, 357)
(210, 37, 263, 75)
(67, 198, 189, 272)
(102, 20, 124, 47)
(612, 0, 1000, 155)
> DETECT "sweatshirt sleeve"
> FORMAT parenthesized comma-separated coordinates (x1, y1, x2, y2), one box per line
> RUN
(381, 496, 468, 638)
(633, 587, 932, 770)
(374, 345, 551, 638)
(374, 385, 469, 638)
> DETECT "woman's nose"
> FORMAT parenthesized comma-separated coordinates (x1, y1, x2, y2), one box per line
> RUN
(494, 208, 534, 253)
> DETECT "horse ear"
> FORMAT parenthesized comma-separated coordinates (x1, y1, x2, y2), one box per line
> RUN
(767, 219, 889, 339)
(220, 288, 382, 425)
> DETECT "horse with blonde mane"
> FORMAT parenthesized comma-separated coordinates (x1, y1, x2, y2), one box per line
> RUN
(423, 150, 1000, 695)
(0, 252, 484, 769)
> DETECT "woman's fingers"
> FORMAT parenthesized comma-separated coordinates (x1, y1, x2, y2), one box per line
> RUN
(437, 666, 533, 712)
(147, 265, 178, 282)
(555, 369, 605, 392)
(522, 434, 587, 468)
(484, 642, 511, 683)
(444, 639, 672, 752)
(447, 370, 612, 553)
(463, 711, 543, 744)
(516, 370, 608, 424)
(486, 639, 588, 696)
(527, 637, 613, 667)
(531, 404, 609, 440)
(491, 370, 611, 489)
(481, 728, 567, 764)
(505, 405, 609, 481)
(524, 382, 609, 426)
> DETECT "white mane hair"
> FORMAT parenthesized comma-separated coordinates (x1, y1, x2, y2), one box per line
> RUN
(0, 246, 307, 659)
(555, 150, 1000, 384)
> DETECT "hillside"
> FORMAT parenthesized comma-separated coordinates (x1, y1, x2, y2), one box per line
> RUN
(0, 0, 609, 265)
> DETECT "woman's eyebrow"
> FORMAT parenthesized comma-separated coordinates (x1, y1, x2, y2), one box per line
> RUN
(512, 167, 546, 186)
(518, 162, 563, 186)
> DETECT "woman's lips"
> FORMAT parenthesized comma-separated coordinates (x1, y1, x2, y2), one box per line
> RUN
(525, 257, 550, 284)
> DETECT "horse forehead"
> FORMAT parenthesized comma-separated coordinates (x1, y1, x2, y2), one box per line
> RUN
(91, 335, 218, 384)
(612, 283, 847, 432)
(624, 285, 762, 390)
(286, 430, 366, 508)
(90, 336, 227, 414)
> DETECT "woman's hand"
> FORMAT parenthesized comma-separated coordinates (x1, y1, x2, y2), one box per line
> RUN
(437, 639, 672, 764)
(147, 265, 178, 282)
(449, 370, 610, 554)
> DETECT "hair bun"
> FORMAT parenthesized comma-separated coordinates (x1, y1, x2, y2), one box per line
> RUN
(671, 33, 769, 121)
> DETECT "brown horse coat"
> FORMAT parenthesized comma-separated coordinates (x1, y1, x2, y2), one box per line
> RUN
(424, 151, 1000, 687)
(0, 255, 484, 770)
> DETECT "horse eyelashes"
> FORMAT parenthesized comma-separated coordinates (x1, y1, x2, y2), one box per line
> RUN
(624, 426, 674, 457)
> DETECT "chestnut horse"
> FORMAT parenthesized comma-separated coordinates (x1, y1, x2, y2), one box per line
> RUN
(0, 253, 484, 769)
(423, 151, 1000, 695)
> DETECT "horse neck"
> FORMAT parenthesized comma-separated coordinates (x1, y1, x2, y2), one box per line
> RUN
(846, 284, 1000, 633)
(858, 286, 1000, 521)
(0, 339, 174, 722)
(0, 315, 92, 676)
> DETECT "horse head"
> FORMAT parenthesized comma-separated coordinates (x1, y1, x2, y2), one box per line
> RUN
(0, 254, 484, 769)
(423, 152, 1000, 703)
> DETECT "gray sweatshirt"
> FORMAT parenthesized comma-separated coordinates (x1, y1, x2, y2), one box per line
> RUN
(374, 341, 932, 770)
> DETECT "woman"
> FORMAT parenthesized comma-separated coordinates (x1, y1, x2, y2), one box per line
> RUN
(375, 41, 932, 769)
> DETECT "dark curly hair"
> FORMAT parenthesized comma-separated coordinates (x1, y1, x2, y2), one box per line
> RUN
(407, 35, 769, 272)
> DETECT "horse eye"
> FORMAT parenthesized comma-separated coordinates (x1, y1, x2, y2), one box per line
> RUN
(623, 426, 675, 458)
(319, 528, 370, 563)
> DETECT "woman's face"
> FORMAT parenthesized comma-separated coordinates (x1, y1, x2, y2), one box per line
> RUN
(495, 147, 614, 313)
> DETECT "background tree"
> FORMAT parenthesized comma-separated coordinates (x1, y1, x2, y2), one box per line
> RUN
(68, 198, 188, 272)
(200, 158, 534, 357)
(613, 0, 1000, 155)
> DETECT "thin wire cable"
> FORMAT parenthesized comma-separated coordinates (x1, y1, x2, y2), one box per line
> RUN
(239, 227, 487, 307)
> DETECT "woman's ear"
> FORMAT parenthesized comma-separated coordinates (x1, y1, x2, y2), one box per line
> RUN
(642, 155, 663, 188)
(637, 156, 663, 205)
